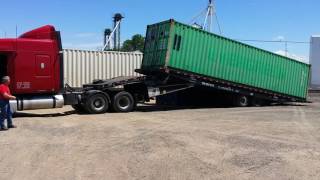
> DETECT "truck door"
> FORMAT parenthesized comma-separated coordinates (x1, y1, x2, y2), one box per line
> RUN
(34, 54, 53, 91)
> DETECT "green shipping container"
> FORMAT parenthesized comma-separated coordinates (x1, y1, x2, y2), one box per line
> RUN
(141, 19, 310, 100)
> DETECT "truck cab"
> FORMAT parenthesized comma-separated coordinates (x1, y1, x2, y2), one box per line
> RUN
(0, 25, 64, 95)
(0, 26, 65, 111)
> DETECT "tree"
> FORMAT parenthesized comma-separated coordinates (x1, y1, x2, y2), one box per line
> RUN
(121, 34, 145, 52)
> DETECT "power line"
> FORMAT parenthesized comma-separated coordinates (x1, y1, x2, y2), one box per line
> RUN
(189, 9, 207, 25)
(214, 12, 222, 35)
(233, 39, 310, 58)
(234, 39, 310, 44)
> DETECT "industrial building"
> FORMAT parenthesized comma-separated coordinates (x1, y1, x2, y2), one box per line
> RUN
(310, 36, 320, 89)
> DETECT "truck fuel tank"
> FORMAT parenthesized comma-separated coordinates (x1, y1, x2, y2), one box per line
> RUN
(10, 95, 64, 112)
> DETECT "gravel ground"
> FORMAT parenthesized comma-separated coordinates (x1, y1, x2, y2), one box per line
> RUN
(0, 93, 319, 180)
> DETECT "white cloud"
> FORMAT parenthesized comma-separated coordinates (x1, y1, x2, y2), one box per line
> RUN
(274, 50, 309, 64)
(273, 35, 285, 41)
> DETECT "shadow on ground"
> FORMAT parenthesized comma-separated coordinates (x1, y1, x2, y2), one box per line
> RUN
(135, 103, 306, 112)
(12, 102, 307, 118)
(13, 110, 77, 118)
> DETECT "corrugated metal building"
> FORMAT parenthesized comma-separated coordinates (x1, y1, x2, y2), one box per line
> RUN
(63, 49, 143, 87)
(310, 36, 320, 87)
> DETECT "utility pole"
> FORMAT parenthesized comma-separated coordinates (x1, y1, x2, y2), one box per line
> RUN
(285, 41, 288, 57)
(203, 0, 214, 32)
(190, 0, 221, 34)
(16, 25, 18, 38)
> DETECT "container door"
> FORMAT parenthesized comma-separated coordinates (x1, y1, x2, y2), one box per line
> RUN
(142, 21, 172, 69)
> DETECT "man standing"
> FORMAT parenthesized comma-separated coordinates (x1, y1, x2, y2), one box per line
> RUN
(0, 76, 17, 131)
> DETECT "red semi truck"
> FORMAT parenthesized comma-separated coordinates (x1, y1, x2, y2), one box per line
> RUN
(0, 25, 308, 114)
(0, 25, 193, 113)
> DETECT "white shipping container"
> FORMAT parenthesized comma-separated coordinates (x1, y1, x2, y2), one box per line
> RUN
(310, 36, 320, 87)
(63, 49, 143, 87)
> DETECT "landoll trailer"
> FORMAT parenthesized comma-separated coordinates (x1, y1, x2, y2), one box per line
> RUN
(139, 19, 310, 106)
(0, 19, 310, 114)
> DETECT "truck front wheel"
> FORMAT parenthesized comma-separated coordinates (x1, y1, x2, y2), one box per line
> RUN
(112, 91, 135, 113)
(85, 93, 109, 114)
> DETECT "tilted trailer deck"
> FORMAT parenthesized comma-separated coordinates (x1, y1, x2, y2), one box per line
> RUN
(66, 64, 310, 114)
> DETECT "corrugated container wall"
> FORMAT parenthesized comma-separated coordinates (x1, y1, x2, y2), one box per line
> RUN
(63, 49, 143, 87)
(142, 20, 310, 100)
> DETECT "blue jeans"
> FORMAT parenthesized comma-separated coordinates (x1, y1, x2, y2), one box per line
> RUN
(0, 100, 13, 128)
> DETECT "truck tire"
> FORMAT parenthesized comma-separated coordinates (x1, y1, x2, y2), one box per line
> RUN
(85, 93, 109, 114)
(234, 95, 250, 107)
(112, 91, 135, 113)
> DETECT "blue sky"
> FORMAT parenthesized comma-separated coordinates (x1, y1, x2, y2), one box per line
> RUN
(1, 0, 319, 63)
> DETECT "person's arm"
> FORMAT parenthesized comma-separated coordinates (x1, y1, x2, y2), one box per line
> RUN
(2, 93, 16, 100)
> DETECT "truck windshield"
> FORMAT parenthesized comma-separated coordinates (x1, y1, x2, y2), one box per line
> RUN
(0, 54, 8, 78)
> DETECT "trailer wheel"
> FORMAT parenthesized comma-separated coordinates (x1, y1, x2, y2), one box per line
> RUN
(85, 93, 109, 114)
(112, 91, 135, 113)
(234, 95, 250, 107)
